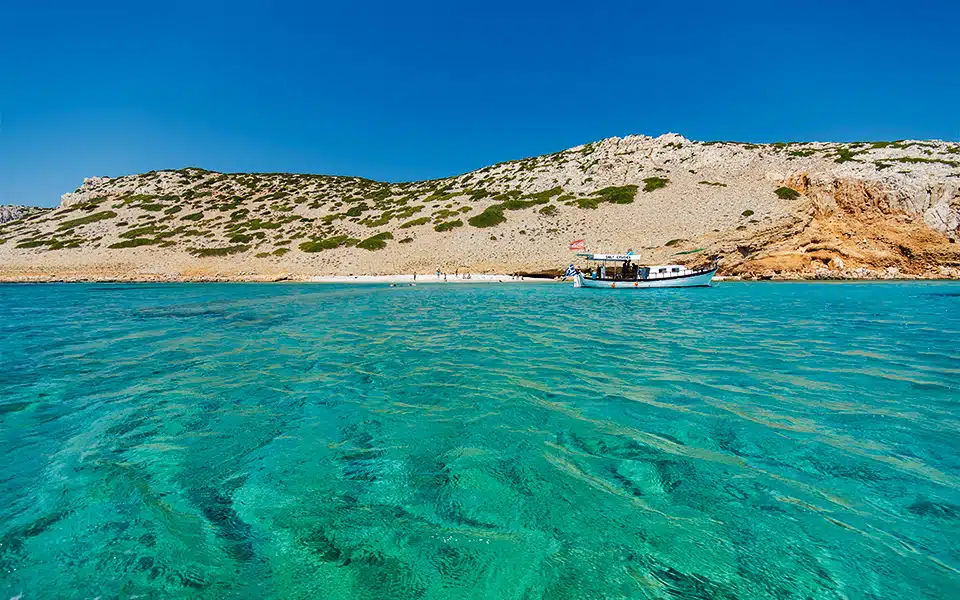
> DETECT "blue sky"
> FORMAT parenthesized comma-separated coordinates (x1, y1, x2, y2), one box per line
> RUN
(2, 0, 957, 207)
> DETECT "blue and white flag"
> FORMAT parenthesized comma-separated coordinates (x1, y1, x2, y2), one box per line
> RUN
(563, 264, 577, 277)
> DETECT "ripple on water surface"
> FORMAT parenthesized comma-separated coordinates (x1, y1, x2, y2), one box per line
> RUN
(0, 282, 958, 599)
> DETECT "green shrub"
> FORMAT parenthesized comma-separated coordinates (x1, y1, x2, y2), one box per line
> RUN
(16, 239, 53, 248)
(399, 216, 430, 229)
(140, 203, 165, 211)
(642, 178, 669, 192)
(665, 239, 683, 247)
(120, 225, 163, 239)
(256, 252, 270, 258)
(741, 209, 754, 217)
(58, 210, 117, 230)
(788, 149, 816, 157)
(698, 180, 727, 187)
(834, 148, 858, 163)
(182, 212, 204, 221)
(398, 237, 413, 244)
(299, 236, 351, 252)
(576, 197, 599, 209)
(597, 185, 640, 202)
(273, 248, 290, 256)
(109, 238, 158, 249)
(539, 205, 558, 216)
(893, 156, 959, 167)
(164, 206, 182, 215)
(468, 205, 506, 228)
(356, 232, 393, 250)
(190, 244, 250, 257)
(434, 219, 463, 232)
(230, 234, 252, 243)
(774, 186, 800, 200)
(345, 203, 370, 217)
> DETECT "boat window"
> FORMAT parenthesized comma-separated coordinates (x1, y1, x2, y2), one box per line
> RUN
(672, 267, 680, 273)
(658, 268, 666, 273)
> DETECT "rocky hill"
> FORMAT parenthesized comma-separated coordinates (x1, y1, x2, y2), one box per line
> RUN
(1, 133, 959, 281)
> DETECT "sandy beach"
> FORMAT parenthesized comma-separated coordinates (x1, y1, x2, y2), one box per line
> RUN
(308, 273, 557, 284)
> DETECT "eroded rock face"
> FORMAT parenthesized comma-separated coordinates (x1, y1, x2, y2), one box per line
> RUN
(0, 206, 26, 224)
(783, 172, 960, 235)
(60, 176, 112, 208)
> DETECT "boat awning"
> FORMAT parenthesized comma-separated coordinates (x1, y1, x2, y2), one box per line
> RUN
(575, 253, 636, 261)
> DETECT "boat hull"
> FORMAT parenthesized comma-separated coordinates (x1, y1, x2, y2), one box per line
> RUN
(574, 268, 716, 289)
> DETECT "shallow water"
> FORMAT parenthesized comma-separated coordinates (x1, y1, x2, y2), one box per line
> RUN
(1, 281, 958, 599)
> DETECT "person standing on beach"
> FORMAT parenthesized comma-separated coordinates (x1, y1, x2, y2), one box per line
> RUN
(413, 273, 417, 281)
(436, 268, 440, 278)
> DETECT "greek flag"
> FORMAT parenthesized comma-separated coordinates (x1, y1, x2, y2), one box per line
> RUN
(564, 264, 577, 277)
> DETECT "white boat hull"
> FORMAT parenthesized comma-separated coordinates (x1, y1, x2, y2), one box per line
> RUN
(574, 268, 716, 289)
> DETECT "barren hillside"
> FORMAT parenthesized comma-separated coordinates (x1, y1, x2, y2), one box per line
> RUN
(1, 133, 958, 281)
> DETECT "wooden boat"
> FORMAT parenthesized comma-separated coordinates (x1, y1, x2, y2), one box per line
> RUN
(572, 253, 716, 289)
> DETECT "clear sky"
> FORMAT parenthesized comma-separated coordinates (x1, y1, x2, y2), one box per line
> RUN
(2, 0, 957, 207)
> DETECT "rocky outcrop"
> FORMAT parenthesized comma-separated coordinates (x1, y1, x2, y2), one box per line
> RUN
(60, 176, 112, 208)
(1, 206, 26, 224)
(0, 205, 48, 225)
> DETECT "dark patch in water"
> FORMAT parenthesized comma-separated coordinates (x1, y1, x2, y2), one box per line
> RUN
(655, 566, 739, 600)
(301, 529, 346, 564)
(907, 498, 959, 519)
(0, 510, 71, 572)
(606, 467, 646, 498)
(190, 486, 255, 562)
(0, 401, 31, 415)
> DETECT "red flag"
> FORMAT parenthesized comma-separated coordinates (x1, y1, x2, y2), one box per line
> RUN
(568, 239, 585, 251)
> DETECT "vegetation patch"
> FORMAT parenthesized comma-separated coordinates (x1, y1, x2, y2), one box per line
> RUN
(468, 205, 507, 228)
(398, 237, 413, 244)
(58, 211, 117, 230)
(834, 148, 860, 163)
(741, 209, 754, 217)
(698, 180, 727, 187)
(642, 178, 669, 192)
(273, 248, 290, 256)
(788, 149, 816, 157)
(434, 219, 463, 232)
(356, 232, 393, 251)
(182, 212, 204, 221)
(539, 205, 558, 216)
(674, 248, 705, 255)
(664, 239, 684, 247)
(109, 238, 159, 249)
(299, 236, 352, 252)
(893, 156, 959, 168)
(120, 225, 164, 239)
(190, 245, 250, 257)
(399, 216, 431, 229)
(775, 186, 801, 200)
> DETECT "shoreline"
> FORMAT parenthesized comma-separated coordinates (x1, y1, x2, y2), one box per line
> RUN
(307, 274, 553, 284)
(0, 272, 958, 284)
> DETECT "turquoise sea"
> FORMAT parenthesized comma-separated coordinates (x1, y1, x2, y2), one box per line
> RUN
(1, 282, 958, 599)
